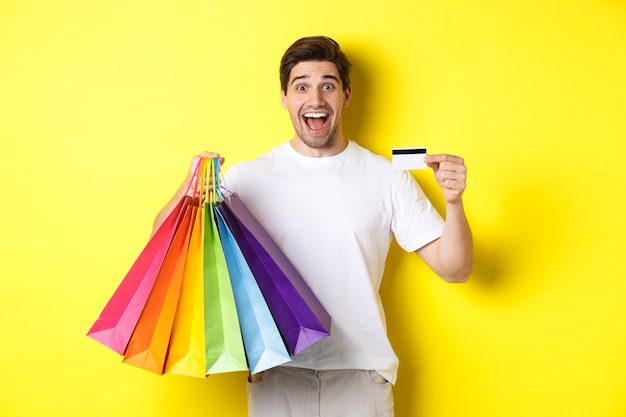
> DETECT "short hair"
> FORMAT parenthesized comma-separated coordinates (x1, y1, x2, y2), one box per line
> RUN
(279, 36, 351, 93)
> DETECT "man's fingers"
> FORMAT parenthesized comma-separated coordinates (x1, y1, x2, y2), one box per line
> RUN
(424, 154, 464, 166)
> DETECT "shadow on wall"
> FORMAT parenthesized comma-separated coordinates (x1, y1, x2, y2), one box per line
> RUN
(410, 160, 570, 299)
(378, 242, 423, 415)
(380, 171, 570, 415)
(340, 41, 398, 153)
(470, 176, 571, 296)
(341, 49, 370, 145)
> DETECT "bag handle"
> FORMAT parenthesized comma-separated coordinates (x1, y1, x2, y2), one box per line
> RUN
(188, 157, 212, 205)
(214, 158, 226, 201)
(188, 158, 203, 200)
(187, 156, 224, 205)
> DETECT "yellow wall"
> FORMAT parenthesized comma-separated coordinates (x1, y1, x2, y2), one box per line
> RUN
(2, 1, 625, 416)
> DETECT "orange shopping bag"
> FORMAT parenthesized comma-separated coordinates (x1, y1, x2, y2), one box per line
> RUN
(121, 204, 195, 374)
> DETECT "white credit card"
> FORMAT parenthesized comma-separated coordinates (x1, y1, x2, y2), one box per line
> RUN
(392, 147, 427, 170)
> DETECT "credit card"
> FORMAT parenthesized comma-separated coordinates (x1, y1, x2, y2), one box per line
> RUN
(392, 147, 427, 170)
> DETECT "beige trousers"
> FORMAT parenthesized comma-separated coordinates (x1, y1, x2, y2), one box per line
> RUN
(247, 367, 394, 417)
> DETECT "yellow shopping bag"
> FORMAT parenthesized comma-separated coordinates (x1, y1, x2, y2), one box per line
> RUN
(164, 203, 207, 377)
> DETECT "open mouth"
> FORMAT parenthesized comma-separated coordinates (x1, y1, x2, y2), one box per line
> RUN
(303, 112, 329, 132)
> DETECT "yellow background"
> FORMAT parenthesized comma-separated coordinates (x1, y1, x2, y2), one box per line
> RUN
(2, 1, 625, 416)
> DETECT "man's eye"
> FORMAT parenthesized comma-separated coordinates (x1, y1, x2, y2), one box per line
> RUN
(296, 85, 306, 91)
(323, 84, 334, 90)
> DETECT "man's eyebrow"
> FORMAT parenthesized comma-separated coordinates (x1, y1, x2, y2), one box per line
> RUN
(290, 74, 340, 85)
(290, 75, 309, 85)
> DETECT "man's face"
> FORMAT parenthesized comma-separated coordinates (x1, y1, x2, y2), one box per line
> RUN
(281, 61, 352, 154)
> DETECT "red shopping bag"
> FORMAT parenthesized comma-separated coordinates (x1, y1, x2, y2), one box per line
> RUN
(87, 195, 190, 355)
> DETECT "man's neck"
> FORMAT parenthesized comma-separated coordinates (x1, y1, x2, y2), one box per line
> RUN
(289, 136, 349, 158)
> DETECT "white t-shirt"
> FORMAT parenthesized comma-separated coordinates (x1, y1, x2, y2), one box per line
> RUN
(223, 140, 444, 384)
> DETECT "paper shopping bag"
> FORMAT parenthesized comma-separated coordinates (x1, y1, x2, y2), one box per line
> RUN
(164, 204, 207, 377)
(202, 160, 248, 374)
(215, 206, 291, 374)
(121, 204, 194, 374)
(87, 195, 190, 355)
(220, 192, 331, 356)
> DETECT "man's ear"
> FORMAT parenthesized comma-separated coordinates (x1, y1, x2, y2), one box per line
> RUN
(343, 84, 352, 108)
(281, 89, 288, 109)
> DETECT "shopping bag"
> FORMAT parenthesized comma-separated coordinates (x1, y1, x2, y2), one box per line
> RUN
(220, 192, 331, 356)
(121, 204, 194, 374)
(164, 203, 206, 377)
(202, 159, 248, 374)
(87, 195, 190, 355)
(215, 206, 291, 374)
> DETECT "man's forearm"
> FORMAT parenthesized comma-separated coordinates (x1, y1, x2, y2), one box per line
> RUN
(151, 180, 190, 236)
(437, 201, 473, 282)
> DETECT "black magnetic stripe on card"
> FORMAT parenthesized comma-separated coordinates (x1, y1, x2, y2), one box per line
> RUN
(392, 148, 427, 155)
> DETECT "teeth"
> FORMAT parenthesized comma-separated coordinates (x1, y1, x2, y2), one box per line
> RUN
(304, 112, 327, 118)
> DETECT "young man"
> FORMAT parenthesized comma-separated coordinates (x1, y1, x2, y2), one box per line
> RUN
(154, 36, 472, 417)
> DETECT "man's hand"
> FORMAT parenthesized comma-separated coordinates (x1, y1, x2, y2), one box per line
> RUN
(424, 154, 467, 204)
(153, 151, 225, 234)
(185, 151, 225, 197)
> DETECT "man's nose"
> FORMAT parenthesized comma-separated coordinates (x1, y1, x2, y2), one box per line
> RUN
(308, 88, 324, 106)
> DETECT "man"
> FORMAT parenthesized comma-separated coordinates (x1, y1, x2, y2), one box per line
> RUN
(154, 36, 472, 417)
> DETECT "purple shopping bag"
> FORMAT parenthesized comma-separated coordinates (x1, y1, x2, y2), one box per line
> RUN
(219, 192, 331, 356)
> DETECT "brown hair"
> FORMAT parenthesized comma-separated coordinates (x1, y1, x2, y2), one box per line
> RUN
(279, 36, 351, 93)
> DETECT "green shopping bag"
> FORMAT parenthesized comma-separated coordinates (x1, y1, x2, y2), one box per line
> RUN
(202, 159, 248, 374)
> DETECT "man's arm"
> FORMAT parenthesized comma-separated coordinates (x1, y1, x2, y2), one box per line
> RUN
(415, 154, 473, 283)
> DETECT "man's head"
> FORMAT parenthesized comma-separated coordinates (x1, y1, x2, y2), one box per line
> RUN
(279, 36, 351, 94)
(279, 36, 353, 156)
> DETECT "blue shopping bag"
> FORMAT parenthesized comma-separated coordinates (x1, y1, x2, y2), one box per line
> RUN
(215, 205, 292, 374)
